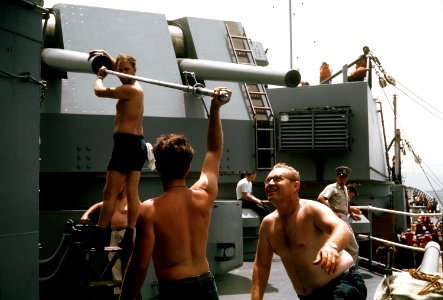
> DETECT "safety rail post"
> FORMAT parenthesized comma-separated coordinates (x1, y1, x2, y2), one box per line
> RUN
(368, 205, 373, 270)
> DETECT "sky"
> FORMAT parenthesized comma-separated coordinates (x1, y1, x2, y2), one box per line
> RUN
(43, 0, 443, 192)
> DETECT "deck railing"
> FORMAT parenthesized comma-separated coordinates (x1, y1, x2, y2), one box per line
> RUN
(354, 205, 443, 272)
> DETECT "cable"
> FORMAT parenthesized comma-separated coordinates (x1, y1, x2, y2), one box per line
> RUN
(373, 74, 442, 198)
(0, 68, 46, 87)
(396, 80, 443, 117)
(0, 68, 47, 105)
(422, 161, 443, 188)
(404, 140, 442, 205)
(392, 83, 443, 122)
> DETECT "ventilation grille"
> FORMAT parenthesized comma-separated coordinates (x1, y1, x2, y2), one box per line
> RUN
(279, 107, 351, 152)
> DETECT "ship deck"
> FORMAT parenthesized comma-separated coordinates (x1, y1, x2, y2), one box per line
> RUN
(215, 255, 384, 299)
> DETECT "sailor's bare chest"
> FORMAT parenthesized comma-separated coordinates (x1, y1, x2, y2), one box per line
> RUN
(271, 216, 303, 254)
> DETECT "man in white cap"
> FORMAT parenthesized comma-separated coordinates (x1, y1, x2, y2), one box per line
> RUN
(317, 166, 361, 263)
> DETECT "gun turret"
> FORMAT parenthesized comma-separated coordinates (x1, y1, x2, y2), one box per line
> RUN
(42, 12, 300, 87)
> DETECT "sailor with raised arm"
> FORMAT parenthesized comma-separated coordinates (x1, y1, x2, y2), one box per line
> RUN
(120, 87, 231, 300)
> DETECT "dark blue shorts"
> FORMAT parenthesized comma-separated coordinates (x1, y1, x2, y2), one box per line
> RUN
(298, 266, 367, 300)
(158, 272, 219, 300)
(107, 133, 147, 173)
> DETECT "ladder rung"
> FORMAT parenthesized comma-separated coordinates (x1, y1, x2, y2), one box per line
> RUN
(248, 91, 266, 99)
(89, 280, 122, 287)
(227, 25, 276, 171)
(230, 35, 248, 40)
(256, 127, 274, 131)
(234, 48, 252, 53)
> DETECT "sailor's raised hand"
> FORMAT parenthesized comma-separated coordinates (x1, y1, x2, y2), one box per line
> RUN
(213, 87, 232, 104)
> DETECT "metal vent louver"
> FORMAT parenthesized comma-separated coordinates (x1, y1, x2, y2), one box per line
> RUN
(279, 106, 351, 152)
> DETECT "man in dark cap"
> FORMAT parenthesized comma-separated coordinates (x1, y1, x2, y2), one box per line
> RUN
(336, 166, 351, 177)
(347, 185, 358, 197)
(347, 185, 362, 221)
(317, 166, 361, 263)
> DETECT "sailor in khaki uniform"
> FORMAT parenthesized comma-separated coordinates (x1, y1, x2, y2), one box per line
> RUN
(317, 166, 361, 263)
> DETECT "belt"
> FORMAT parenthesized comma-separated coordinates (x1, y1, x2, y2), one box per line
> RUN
(333, 209, 347, 216)
(111, 226, 126, 231)
(344, 265, 356, 273)
(298, 265, 357, 299)
(159, 272, 213, 287)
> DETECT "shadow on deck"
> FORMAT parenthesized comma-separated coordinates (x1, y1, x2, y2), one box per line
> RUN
(215, 255, 384, 300)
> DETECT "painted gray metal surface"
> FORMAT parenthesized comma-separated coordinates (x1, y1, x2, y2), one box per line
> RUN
(173, 17, 250, 120)
(39, 114, 255, 173)
(349, 214, 371, 233)
(49, 4, 185, 117)
(267, 82, 388, 183)
(0, 3, 40, 299)
(207, 201, 243, 274)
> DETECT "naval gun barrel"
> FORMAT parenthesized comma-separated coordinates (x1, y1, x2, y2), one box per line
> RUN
(178, 59, 301, 87)
(41, 48, 300, 88)
(41, 48, 113, 74)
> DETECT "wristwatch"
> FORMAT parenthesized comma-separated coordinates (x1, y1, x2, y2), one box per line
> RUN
(326, 241, 338, 250)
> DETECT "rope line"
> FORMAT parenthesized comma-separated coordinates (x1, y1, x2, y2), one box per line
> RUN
(407, 269, 443, 295)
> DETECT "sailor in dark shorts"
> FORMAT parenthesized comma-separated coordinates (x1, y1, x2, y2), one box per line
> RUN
(297, 266, 367, 300)
(158, 272, 219, 300)
(89, 51, 146, 255)
(108, 133, 147, 173)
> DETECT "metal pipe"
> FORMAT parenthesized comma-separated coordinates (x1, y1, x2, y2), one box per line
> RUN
(178, 59, 301, 87)
(417, 241, 441, 273)
(354, 205, 442, 218)
(41, 48, 113, 74)
(105, 70, 229, 101)
(168, 25, 186, 58)
(359, 234, 426, 253)
(321, 56, 362, 84)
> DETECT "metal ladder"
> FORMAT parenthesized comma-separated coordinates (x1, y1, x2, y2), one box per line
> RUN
(225, 22, 276, 170)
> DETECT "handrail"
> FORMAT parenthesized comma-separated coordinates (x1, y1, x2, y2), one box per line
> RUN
(355, 205, 442, 272)
(320, 46, 370, 84)
(358, 234, 442, 254)
(354, 205, 442, 218)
